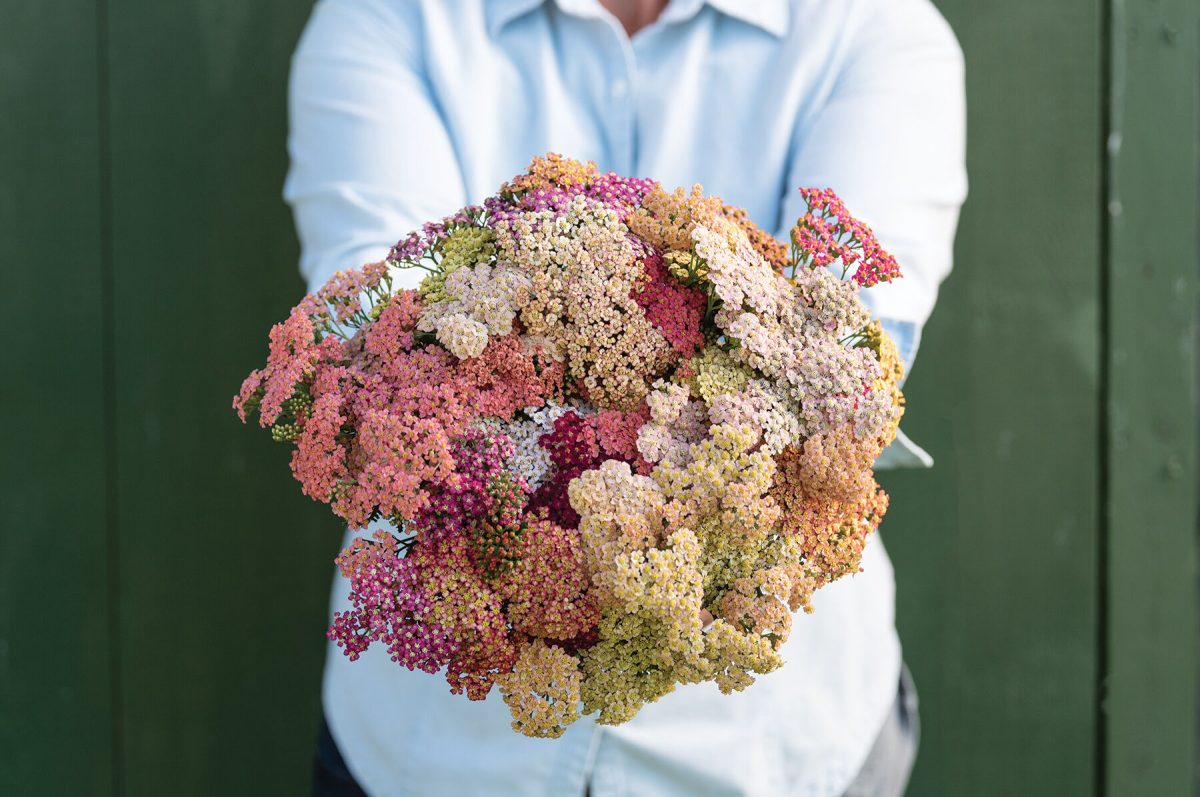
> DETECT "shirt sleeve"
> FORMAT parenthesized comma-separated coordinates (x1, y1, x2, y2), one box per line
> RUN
(284, 0, 468, 294)
(777, 0, 968, 374)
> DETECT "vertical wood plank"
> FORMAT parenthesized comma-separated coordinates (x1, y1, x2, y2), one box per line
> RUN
(1104, 0, 1199, 793)
(881, 1, 1103, 793)
(0, 1, 115, 794)
(104, 2, 332, 793)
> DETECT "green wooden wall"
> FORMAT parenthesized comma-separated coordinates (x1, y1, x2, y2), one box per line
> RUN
(1, 1, 1195, 794)
(882, 0, 1104, 792)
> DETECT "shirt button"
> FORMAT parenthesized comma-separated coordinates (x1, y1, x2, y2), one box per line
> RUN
(611, 79, 629, 99)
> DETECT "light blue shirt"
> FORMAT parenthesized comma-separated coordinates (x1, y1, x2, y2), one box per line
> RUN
(285, 0, 965, 794)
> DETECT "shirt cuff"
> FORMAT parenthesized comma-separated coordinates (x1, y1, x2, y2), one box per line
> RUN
(874, 317, 933, 469)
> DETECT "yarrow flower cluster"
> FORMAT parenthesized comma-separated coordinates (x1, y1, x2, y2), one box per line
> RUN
(234, 154, 907, 738)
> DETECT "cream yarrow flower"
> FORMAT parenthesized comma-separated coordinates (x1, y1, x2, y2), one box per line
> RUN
(418, 261, 529, 359)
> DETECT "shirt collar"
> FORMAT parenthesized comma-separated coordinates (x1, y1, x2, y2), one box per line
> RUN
(486, 0, 790, 39)
(705, 0, 790, 37)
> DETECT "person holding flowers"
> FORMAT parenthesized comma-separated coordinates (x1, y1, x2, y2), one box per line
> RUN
(275, 0, 967, 794)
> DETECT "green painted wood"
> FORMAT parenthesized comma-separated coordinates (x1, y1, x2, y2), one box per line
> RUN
(0, 2, 115, 794)
(880, 1, 1103, 794)
(1103, 0, 1199, 793)
(103, 2, 334, 793)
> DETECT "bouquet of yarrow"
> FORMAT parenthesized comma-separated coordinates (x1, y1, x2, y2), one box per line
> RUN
(234, 154, 906, 738)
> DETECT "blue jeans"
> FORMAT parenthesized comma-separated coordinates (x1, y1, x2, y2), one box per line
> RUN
(312, 716, 367, 797)
(842, 663, 920, 797)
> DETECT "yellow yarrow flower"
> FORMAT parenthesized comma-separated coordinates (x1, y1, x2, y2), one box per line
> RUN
(497, 641, 582, 739)
(419, 226, 496, 303)
(686, 346, 755, 404)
